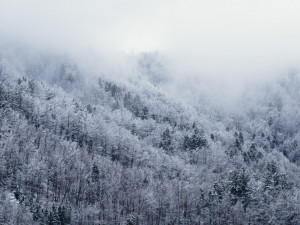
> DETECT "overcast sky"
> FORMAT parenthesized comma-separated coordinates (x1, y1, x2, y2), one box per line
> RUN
(1, 0, 300, 99)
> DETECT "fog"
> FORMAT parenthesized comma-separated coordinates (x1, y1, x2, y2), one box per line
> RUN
(1, 0, 300, 105)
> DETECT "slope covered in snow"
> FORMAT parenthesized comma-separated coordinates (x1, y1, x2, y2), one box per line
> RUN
(0, 50, 299, 224)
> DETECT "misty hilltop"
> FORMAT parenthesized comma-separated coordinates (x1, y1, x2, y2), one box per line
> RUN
(0, 47, 299, 225)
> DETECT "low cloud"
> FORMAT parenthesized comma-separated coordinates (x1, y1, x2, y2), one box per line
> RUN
(1, 0, 300, 105)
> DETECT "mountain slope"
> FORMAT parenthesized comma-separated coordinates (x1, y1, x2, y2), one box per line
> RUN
(0, 52, 299, 225)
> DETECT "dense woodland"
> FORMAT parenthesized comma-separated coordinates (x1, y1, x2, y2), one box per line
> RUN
(0, 52, 299, 224)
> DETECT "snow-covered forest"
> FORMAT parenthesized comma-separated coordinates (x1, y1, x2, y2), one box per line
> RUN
(1, 1, 300, 224)
(0, 49, 299, 225)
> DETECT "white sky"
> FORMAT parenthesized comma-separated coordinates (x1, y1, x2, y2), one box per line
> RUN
(1, 0, 300, 84)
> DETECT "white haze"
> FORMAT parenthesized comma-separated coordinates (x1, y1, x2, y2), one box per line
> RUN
(1, 0, 300, 106)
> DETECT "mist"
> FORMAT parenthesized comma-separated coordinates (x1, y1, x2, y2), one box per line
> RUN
(1, 0, 300, 106)
(1, 2, 300, 224)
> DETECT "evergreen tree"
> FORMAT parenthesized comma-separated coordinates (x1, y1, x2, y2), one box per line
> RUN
(159, 128, 172, 152)
(229, 167, 251, 211)
(58, 206, 67, 225)
(91, 163, 99, 183)
(264, 161, 293, 192)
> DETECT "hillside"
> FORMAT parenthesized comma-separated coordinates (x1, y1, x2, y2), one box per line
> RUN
(0, 52, 299, 225)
